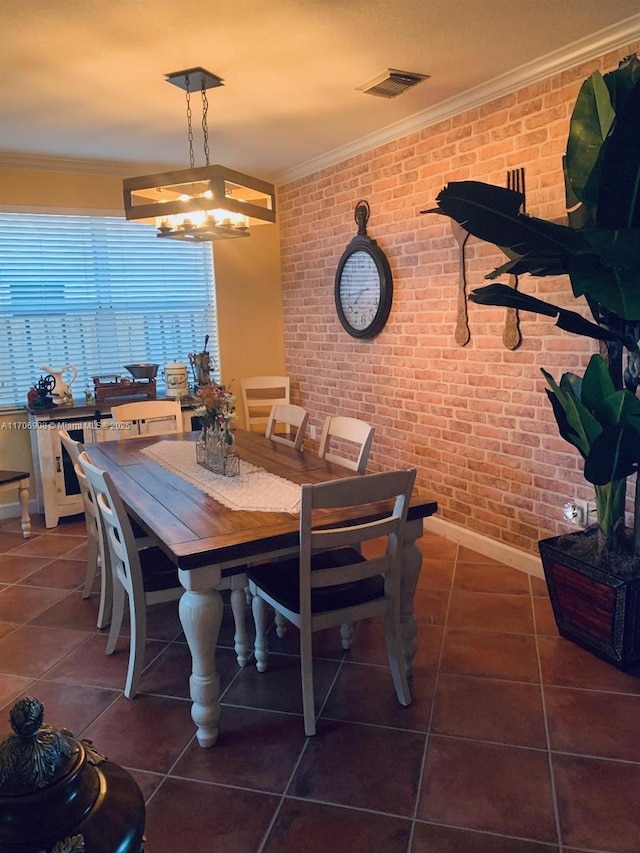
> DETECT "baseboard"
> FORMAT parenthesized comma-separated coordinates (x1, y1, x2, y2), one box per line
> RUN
(423, 516, 544, 579)
(0, 499, 37, 522)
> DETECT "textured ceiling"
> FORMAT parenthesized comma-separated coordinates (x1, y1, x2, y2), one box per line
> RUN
(2, 1, 640, 183)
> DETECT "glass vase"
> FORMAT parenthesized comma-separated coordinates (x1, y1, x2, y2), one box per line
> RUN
(196, 431, 240, 477)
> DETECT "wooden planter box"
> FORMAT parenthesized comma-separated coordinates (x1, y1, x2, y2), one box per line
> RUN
(539, 533, 640, 670)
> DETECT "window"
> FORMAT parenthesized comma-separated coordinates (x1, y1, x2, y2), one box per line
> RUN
(0, 212, 218, 407)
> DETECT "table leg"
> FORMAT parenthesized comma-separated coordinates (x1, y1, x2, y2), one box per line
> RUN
(400, 518, 424, 676)
(18, 479, 31, 538)
(178, 568, 224, 748)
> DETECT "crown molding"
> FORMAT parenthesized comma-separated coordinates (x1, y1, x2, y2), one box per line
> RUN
(277, 13, 640, 186)
(0, 152, 181, 176)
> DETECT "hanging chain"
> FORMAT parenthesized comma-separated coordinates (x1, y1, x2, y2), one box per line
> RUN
(201, 80, 210, 167)
(185, 74, 195, 169)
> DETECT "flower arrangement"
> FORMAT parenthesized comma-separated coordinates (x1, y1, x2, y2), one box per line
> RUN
(195, 384, 236, 445)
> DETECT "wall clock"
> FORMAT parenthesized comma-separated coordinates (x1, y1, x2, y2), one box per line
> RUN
(334, 200, 393, 339)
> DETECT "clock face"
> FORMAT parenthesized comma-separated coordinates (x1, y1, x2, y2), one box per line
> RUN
(338, 251, 381, 331)
(334, 238, 393, 339)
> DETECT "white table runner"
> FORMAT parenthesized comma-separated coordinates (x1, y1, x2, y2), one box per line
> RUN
(141, 440, 301, 513)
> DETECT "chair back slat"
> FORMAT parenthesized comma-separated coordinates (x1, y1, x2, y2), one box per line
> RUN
(299, 469, 416, 615)
(240, 375, 290, 434)
(266, 403, 309, 450)
(111, 400, 183, 439)
(317, 416, 375, 473)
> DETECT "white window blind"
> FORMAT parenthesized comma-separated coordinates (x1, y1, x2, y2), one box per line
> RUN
(0, 212, 218, 407)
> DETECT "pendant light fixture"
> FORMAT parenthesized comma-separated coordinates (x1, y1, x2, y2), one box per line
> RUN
(122, 68, 276, 242)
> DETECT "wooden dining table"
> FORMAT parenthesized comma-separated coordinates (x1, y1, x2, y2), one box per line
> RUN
(89, 429, 438, 747)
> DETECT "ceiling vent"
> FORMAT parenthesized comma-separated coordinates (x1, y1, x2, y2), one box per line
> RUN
(357, 69, 430, 99)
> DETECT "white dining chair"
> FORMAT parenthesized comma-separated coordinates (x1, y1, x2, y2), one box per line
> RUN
(79, 451, 250, 699)
(265, 403, 309, 450)
(110, 400, 184, 439)
(240, 376, 290, 434)
(59, 428, 153, 630)
(318, 415, 375, 474)
(58, 429, 112, 629)
(248, 467, 417, 736)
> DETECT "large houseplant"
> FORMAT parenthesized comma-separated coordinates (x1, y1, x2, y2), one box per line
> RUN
(429, 53, 640, 668)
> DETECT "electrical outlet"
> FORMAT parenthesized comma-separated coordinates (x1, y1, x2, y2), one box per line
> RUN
(563, 499, 594, 527)
(310, 424, 317, 440)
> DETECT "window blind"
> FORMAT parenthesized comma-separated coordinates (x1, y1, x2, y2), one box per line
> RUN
(0, 213, 218, 407)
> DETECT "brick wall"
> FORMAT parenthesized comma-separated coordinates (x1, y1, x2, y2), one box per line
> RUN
(278, 43, 639, 557)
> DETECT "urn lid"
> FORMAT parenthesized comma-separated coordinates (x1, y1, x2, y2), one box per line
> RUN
(0, 698, 145, 853)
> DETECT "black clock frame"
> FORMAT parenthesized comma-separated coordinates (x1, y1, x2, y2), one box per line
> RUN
(334, 203, 393, 339)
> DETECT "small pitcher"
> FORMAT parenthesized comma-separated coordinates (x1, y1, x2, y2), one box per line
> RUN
(40, 364, 78, 404)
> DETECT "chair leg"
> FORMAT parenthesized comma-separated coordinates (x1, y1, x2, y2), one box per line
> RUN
(275, 611, 288, 638)
(384, 611, 411, 707)
(300, 625, 316, 736)
(339, 621, 353, 649)
(105, 577, 125, 655)
(230, 587, 249, 667)
(83, 534, 98, 600)
(95, 546, 113, 631)
(124, 590, 147, 700)
(252, 594, 269, 672)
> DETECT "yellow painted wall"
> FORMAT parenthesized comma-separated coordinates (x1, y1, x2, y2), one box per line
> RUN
(0, 165, 285, 508)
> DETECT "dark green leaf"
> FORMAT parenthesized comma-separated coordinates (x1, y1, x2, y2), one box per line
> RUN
(585, 423, 640, 484)
(432, 182, 585, 261)
(565, 71, 614, 205)
(469, 284, 619, 342)
(569, 254, 640, 321)
(581, 354, 616, 410)
(597, 78, 640, 230)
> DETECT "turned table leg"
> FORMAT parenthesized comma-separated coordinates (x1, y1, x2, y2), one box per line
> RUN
(18, 479, 31, 538)
(178, 567, 224, 748)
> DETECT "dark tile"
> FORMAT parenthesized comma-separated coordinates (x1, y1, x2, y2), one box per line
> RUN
(174, 706, 306, 792)
(321, 660, 435, 730)
(21, 557, 87, 589)
(127, 769, 164, 804)
(440, 628, 540, 682)
(532, 594, 558, 636)
(45, 632, 168, 691)
(454, 561, 531, 595)
(417, 736, 556, 841)
(538, 635, 640, 695)
(0, 680, 117, 740)
(530, 574, 549, 596)
(289, 719, 425, 815)
(412, 822, 559, 852)
(264, 800, 411, 853)
(0, 530, 33, 554)
(31, 590, 100, 632)
(431, 673, 546, 747)
(137, 641, 233, 700)
(0, 674, 34, 718)
(0, 553, 50, 584)
(347, 618, 443, 672)
(144, 777, 278, 852)
(447, 590, 534, 633)
(82, 694, 195, 773)
(414, 587, 449, 625)
(553, 753, 640, 852)
(0, 624, 88, 677)
(10, 533, 86, 559)
(0, 586, 69, 623)
(546, 686, 640, 761)
(222, 652, 340, 718)
(418, 558, 455, 591)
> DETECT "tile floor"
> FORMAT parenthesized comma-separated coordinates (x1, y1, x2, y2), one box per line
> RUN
(1, 514, 640, 852)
